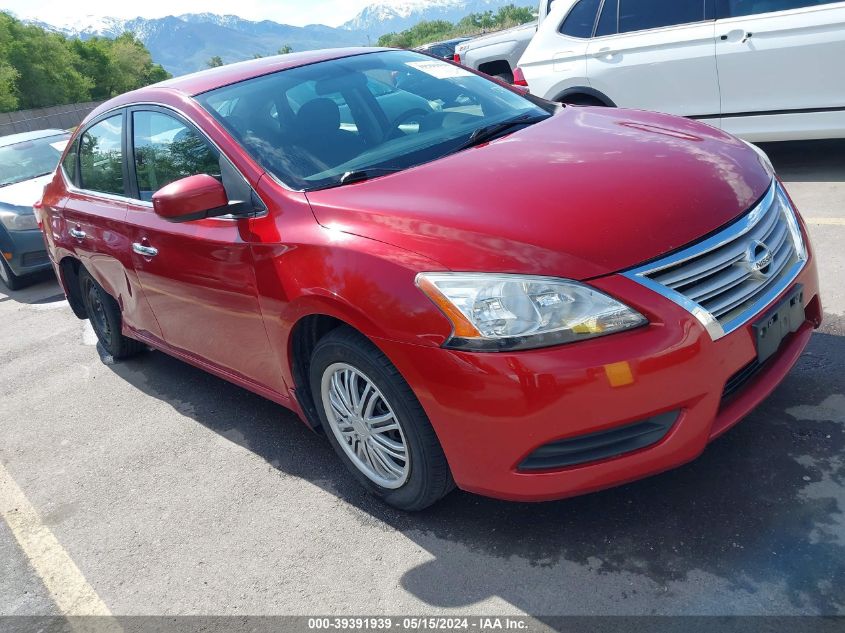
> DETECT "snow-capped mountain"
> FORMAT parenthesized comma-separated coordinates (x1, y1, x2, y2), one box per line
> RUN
(343, 0, 536, 35)
(27, 0, 537, 76)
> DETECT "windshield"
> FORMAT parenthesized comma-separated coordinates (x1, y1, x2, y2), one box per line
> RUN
(196, 50, 550, 190)
(0, 134, 70, 187)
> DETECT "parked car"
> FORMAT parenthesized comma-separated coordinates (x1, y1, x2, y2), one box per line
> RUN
(518, 0, 845, 141)
(42, 48, 820, 510)
(0, 129, 69, 290)
(415, 37, 472, 60)
(453, 0, 557, 82)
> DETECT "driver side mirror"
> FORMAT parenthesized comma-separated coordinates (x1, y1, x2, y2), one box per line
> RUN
(152, 174, 230, 223)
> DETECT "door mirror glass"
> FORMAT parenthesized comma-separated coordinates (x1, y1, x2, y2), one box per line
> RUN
(152, 174, 229, 223)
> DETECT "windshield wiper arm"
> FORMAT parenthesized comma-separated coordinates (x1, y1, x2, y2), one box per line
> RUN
(339, 168, 404, 185)
(456, 113, 550, 152)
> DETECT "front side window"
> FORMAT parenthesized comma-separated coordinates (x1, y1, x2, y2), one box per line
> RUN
(560, 0, 602, 38)
(618, 0, 706, 33)
(197, 50, 549, 191)
(0, 133, 70, 188)
(79, 115, 124, 196)
(717, 0, 837, 18)
(132, 111, 220, 201)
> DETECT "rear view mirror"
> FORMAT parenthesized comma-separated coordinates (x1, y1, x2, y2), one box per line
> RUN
(152, 174, 229, 223)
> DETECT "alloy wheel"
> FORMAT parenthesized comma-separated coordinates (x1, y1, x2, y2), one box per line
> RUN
(320, 362, 410, 489)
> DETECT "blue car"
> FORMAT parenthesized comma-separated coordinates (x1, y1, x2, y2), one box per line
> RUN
(0, 129, 69, 290)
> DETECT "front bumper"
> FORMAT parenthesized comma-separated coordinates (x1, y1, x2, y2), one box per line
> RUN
(0, 225, 51, 277)
(374, 258, 821, 502)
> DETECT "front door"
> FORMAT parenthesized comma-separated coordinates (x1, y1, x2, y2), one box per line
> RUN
(123, 107, 284, 393)
(715, 0, 845, 136)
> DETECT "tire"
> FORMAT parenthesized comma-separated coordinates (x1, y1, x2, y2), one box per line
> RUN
(78, 268, 145, 360)
(310, 326, 454, 511)
(493, 72, 514, 84)
(0, 258, 26, 291)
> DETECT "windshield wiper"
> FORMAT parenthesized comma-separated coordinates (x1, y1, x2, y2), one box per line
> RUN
(455, 113, 550, 152)
(337, 168, 405, 186)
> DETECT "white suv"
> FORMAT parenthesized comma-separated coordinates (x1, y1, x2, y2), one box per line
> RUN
(518, 0, 845, 141)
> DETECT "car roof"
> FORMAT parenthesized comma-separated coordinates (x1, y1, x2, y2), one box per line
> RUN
(417, 37, 470, 49)
(85, 47, 393, 122)
(0, 129, 69, 147)
(157, 47, 391, 96)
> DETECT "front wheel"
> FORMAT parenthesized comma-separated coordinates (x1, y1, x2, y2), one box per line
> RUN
(0, 258, 26, 291)
(310, 327, 454, 511)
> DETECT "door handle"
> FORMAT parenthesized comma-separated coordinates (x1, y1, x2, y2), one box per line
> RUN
(132, 243, 159, 258)
(69, 228, 86, 240)
(593, 47, 616, 59)
(720, 30, 752, 42)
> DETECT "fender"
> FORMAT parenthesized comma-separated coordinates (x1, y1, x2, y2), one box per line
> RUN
(553, 86, 616, 107)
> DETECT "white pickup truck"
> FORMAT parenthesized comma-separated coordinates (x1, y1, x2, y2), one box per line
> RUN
(453, 1, 556, 83)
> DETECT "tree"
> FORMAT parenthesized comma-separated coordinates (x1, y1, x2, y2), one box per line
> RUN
(0, 63, 18, 111)
(0, 12, 171, 112)
(278, 45, 294, 55)
(207, 56, 224, 68)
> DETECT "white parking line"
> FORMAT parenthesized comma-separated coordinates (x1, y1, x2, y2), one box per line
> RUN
(0, 462, 113, 619)
(805, 217, 845, 226)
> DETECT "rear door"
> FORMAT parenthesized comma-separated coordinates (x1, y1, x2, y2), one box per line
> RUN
(124, 106, 284, 392)
(61, 112, 161, 339)
(585, 0, 720, 117)
(715, 0, 845, 137)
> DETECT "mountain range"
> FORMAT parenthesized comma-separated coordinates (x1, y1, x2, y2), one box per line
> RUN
(27, 0, 536, 77)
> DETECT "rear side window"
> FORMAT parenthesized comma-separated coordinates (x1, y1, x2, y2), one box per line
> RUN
(717, 0, 837, 18)
(79, 115, 124, 196)
(560, 0, 602, 38)
(61, 139, 79, 186)
(132, 111, 220, 202)
(618, 0, 706, 33)
(596, 0, 619, 36)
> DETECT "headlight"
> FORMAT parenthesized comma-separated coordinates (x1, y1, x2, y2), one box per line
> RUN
(416, 273, 647, 351)
(777, 183, 808, 261)
(743, 140, 775, 177)
(0, 210, 39, 231)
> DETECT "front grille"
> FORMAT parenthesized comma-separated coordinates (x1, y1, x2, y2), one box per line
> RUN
(624, 182, 807, 340)
(21, 250, 49, 267)
(518, 411, 679, 472)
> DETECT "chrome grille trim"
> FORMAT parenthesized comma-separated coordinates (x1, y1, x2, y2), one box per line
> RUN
(623, 181, 807, 341)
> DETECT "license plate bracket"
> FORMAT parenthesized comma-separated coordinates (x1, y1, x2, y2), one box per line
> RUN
(752, 284, 805, 364)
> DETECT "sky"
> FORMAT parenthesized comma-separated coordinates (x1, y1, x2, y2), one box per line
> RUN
(0, 0, 381, 27)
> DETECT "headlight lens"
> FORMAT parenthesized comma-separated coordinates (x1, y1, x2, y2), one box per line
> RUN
(777, 183, 807, 261)
(0, 210, 38, 231)
(416, 273, 647, 351)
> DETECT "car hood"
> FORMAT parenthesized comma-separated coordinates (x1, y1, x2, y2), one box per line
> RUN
(305, 107, 773, 280)
(0, 173, 53, 212)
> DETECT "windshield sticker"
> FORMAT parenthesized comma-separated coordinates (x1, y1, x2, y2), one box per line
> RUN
(406, 60, 473, 79)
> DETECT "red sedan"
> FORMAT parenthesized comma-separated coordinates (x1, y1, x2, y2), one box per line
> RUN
(40, 48, 821, 510)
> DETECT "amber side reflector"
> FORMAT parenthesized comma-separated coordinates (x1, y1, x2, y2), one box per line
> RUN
(416, 276, 481, 339)
(3, 252, 12, 261)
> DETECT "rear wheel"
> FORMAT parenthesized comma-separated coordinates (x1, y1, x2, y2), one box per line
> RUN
(79, 269, 144, 360)
(310, 326, 454, 511)
(493, 72, 514, 84)
(0, 258, 26, 291)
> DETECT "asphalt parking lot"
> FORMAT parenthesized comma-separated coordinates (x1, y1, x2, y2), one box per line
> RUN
(1, 140, 844, 621)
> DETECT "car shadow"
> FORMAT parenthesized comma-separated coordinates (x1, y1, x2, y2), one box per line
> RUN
(0, 272, 62, 305)
(759, 139, 845, 183)
(103, 313, 845, 616)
